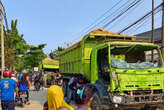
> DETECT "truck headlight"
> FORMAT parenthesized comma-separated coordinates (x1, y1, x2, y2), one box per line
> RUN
(113, 96, 123, 104)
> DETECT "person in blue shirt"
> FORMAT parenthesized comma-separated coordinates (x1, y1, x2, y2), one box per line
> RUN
(18, 74, 30, 105)
(0, 70, 18, 110)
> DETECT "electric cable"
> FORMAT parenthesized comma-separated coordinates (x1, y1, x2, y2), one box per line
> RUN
(120, 5, 162, 35)
(102, 0, 142, 29)
(107, 0, 143, 30)
(70, 0, 133, 43)
(118, 3, 162, 34)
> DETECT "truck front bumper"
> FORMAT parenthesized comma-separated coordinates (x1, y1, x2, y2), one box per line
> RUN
(123, 93, 164, 105)
(106, 93, 164, 108)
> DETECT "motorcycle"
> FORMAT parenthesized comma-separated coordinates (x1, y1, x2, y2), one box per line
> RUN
(15, 91, 28, 107)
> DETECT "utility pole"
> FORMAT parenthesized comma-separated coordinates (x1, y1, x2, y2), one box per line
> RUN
(162, 0, 164, 59)
(0, 2, 4, 79)
(152, 0, 154, 43)
(151, 0, 154, 61)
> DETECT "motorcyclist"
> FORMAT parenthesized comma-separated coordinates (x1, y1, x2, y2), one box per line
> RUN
(34, 73, 41, 90)
(17, 74, 30, 105)
(0, 70, 18, 110)
(18, 73, 23, 82)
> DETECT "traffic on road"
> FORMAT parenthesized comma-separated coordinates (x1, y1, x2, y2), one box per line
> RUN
(1, 0, 164, 110)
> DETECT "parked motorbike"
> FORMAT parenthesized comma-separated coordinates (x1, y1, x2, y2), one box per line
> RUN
(15, 91, 28, 107)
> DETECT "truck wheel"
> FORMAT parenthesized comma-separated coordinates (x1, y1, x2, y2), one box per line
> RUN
(91, 93, 102, 110)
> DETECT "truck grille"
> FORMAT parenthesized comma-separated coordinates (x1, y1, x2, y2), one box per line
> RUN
(124, 93, 164, 105)
(124, 89, 162, 95)
(123, 90, 164, 104)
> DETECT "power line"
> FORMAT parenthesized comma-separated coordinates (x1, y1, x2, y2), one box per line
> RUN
(70, 0, 124, 43)
(102, 0, 142, 28)
(78, 0, 123, 35)
(124, 8, 161, 35)
(84, 0, 133, 34)
(70, 0, 142, 44)
(69, 0, 144, 45)
(123, 11, 161, 35)
(126, 8, 162, 35)
(118, 3, 163, 34)
(107, 0, 143, 30)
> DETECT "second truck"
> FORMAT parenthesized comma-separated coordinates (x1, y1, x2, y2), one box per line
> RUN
(59, 28, 164, 109)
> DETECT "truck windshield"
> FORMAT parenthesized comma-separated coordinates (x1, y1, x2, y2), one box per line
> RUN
(110, 44, 162, 69)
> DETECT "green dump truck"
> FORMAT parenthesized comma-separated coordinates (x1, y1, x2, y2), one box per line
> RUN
(42, 58, 59, 72)
(59, 29, 164, 109)
(41, 58, 59, 85)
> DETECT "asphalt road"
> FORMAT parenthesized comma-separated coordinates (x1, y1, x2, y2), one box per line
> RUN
(0, 89, 46, 110)
(19, 88, 164, 110)
(29, 89, 47, 105)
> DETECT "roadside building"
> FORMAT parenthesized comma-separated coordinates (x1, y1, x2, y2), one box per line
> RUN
(135, 27, 162, 45)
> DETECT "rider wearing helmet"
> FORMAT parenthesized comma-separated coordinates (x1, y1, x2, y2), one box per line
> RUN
(3, 70, 12, 78)
(0, 70, 18, 110)
(18, 74, 30, 104)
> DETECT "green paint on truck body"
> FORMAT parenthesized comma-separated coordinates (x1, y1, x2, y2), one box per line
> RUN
(60, 32, 136, 78)
(59, 29, 164, 106)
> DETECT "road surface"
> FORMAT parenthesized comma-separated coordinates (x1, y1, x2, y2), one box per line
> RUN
(13, 89, 46, 110)
(0, 88, 163, 110)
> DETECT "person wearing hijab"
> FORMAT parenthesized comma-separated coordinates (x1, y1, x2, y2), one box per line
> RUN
(45, 85, 73, 110)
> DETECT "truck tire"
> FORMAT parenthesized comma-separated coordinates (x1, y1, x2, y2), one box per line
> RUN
(91, 92, 102, 110)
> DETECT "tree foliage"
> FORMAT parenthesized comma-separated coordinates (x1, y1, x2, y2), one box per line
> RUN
(49, 46, 64, 59)
(24, 44, 47, 69)
(0, 19, 47, 72)
(4, 20, 29, 70)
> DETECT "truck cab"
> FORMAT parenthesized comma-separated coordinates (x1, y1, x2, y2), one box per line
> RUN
(91, 42, 164, 109)
(59, 29, 164, 109)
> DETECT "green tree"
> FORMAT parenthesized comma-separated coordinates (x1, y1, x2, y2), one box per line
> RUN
(49, 46, 64, 59)
(23, 44, 47, 71)
(4, 20, 29, 70)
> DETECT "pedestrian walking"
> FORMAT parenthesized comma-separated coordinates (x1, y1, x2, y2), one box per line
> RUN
(0, 70, 18, 110)
(26, 74, 31, 89)
(40, 75, 44, 90)
(34, 73, 41, 90)
(29, 73, 33, 84)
